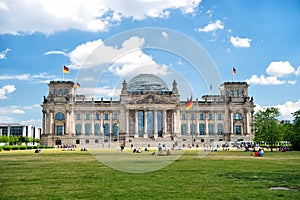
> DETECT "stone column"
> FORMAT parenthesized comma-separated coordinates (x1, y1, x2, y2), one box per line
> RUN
(100, 112, 104, 135)
(205, 112, 208, 135)
(246, 111, 250, 135)
(163, 109, 167, 135)
(49, 111, 53, 135)
(81, 112, 85, 135)
(144, 110, 147, 138)
(135, 110, 139, 138)
(154, 109, 158, 138)
(230, 112, 234, 134)
(196, 111, 199, 135)
(109, 112, 113, 135)
(187, 111, 190, 135)
(42, 111, 46, 135)
(65, 110, 69, 135)
(214, 112, 217, 134)
(126, 110, 129, 135)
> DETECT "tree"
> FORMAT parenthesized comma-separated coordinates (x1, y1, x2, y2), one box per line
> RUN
(291, 109, 300, 150)
(253, 107, 281, 152)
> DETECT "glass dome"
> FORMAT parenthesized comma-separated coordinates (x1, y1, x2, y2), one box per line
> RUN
(127, 74, 169, 92)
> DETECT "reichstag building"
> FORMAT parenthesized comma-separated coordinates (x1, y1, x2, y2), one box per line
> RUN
(41, 74, 255, 147)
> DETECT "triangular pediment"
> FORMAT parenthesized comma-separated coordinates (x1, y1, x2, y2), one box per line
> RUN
(128, 93, 176, 104)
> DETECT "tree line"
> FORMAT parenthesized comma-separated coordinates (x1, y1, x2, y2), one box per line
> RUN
(0, 135, 40, 146)
(253, 107, 300, 151)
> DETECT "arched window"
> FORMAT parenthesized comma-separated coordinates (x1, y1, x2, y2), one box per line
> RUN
(58, 89, 63, 95)
(113, 123, 118, 136)
(55, 112, 65, 120)
(104, 124, 109, 136)
(234, 113, 243, 120)
(94, 124, 100, 135)
(53, 89, 57, 95)
(85, 124, 90, 135)
(181, 124, 186, 135)
(199, 124, 205, 135)
(76, 124, 81, 135)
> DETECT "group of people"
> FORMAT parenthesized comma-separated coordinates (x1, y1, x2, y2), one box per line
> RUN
(254, 148, 264, 157)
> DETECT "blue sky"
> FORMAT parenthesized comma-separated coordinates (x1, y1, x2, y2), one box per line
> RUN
(0, 0, 299, 126)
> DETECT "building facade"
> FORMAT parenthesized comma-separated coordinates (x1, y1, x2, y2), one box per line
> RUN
(0, 123, 41, 139)
(41, 74, 255, 147)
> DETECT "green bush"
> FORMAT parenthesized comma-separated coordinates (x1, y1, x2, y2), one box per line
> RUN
(26, 146, 33, 150)
(19, 146, 27, 150)
(12, 146, 19, 150)
(3, 146, 12, 151)
(33, 146, 38, 149)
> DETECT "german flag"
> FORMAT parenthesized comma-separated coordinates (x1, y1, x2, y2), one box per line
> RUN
(232, 67, 236, 75)
(76, 82, 80, 88)
(63, 66, 70, 74)
(185, 96, 193, 111)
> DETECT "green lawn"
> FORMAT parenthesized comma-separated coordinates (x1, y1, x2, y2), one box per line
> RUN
(0, 149, 299, 200)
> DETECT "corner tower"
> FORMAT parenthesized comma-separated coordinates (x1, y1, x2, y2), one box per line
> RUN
(41, 81, 76, 145)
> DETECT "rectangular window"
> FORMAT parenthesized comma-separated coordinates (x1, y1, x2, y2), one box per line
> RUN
(208, 114, 213, 120)
(208, 124, 213, 135)
(181, 114, 186, 120)
(113, 113, 118, 120)
(56, 126, 63, 136)
(199, 114, 204, 120)
(199, 124, 205, 135)
(76, 114, 80, 120)
(104, 113, 109, 120)
(86, 114, 90, 120)
(217, 114, 222, 120)
(95, 139, 99, 143)
(235, 125, 241, 135)
(217, 124, 222, 135)
(95, 114, 100, 120)
(190, 114, 195, 120)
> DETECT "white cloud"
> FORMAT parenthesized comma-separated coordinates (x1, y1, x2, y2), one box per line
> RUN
(246, 75, 285, 85)
(44, 51, 67, 57)
(76, 86, 120, 99)
(266, 61, 295, 77)
(230, 36, 251, 48)
(0, 73, 57, 83)
(20, 119, 42, 126)
(0, 1, 9, 11)
(254, 100, 300, 121)
(198, 20, 224, 32)
(295, 66, 300, 76)
(68, 39, 104, 68)
(287, 80, 296, 85)
(0, 48, 10, 59)
(0, 0, 202, 35)
(0, 116, 13, 123)
(276, 99, 300, 120)
(0, 85, 16, 99)
(68, 36, 169, 77)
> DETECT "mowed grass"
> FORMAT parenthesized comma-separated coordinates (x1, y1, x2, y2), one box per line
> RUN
(0, 149, 299, 200)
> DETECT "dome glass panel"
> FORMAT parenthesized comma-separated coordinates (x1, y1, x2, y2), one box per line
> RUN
(127, 74, 169, 92)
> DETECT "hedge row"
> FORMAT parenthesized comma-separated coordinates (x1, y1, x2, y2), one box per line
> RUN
(0, 145, 54, 151)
